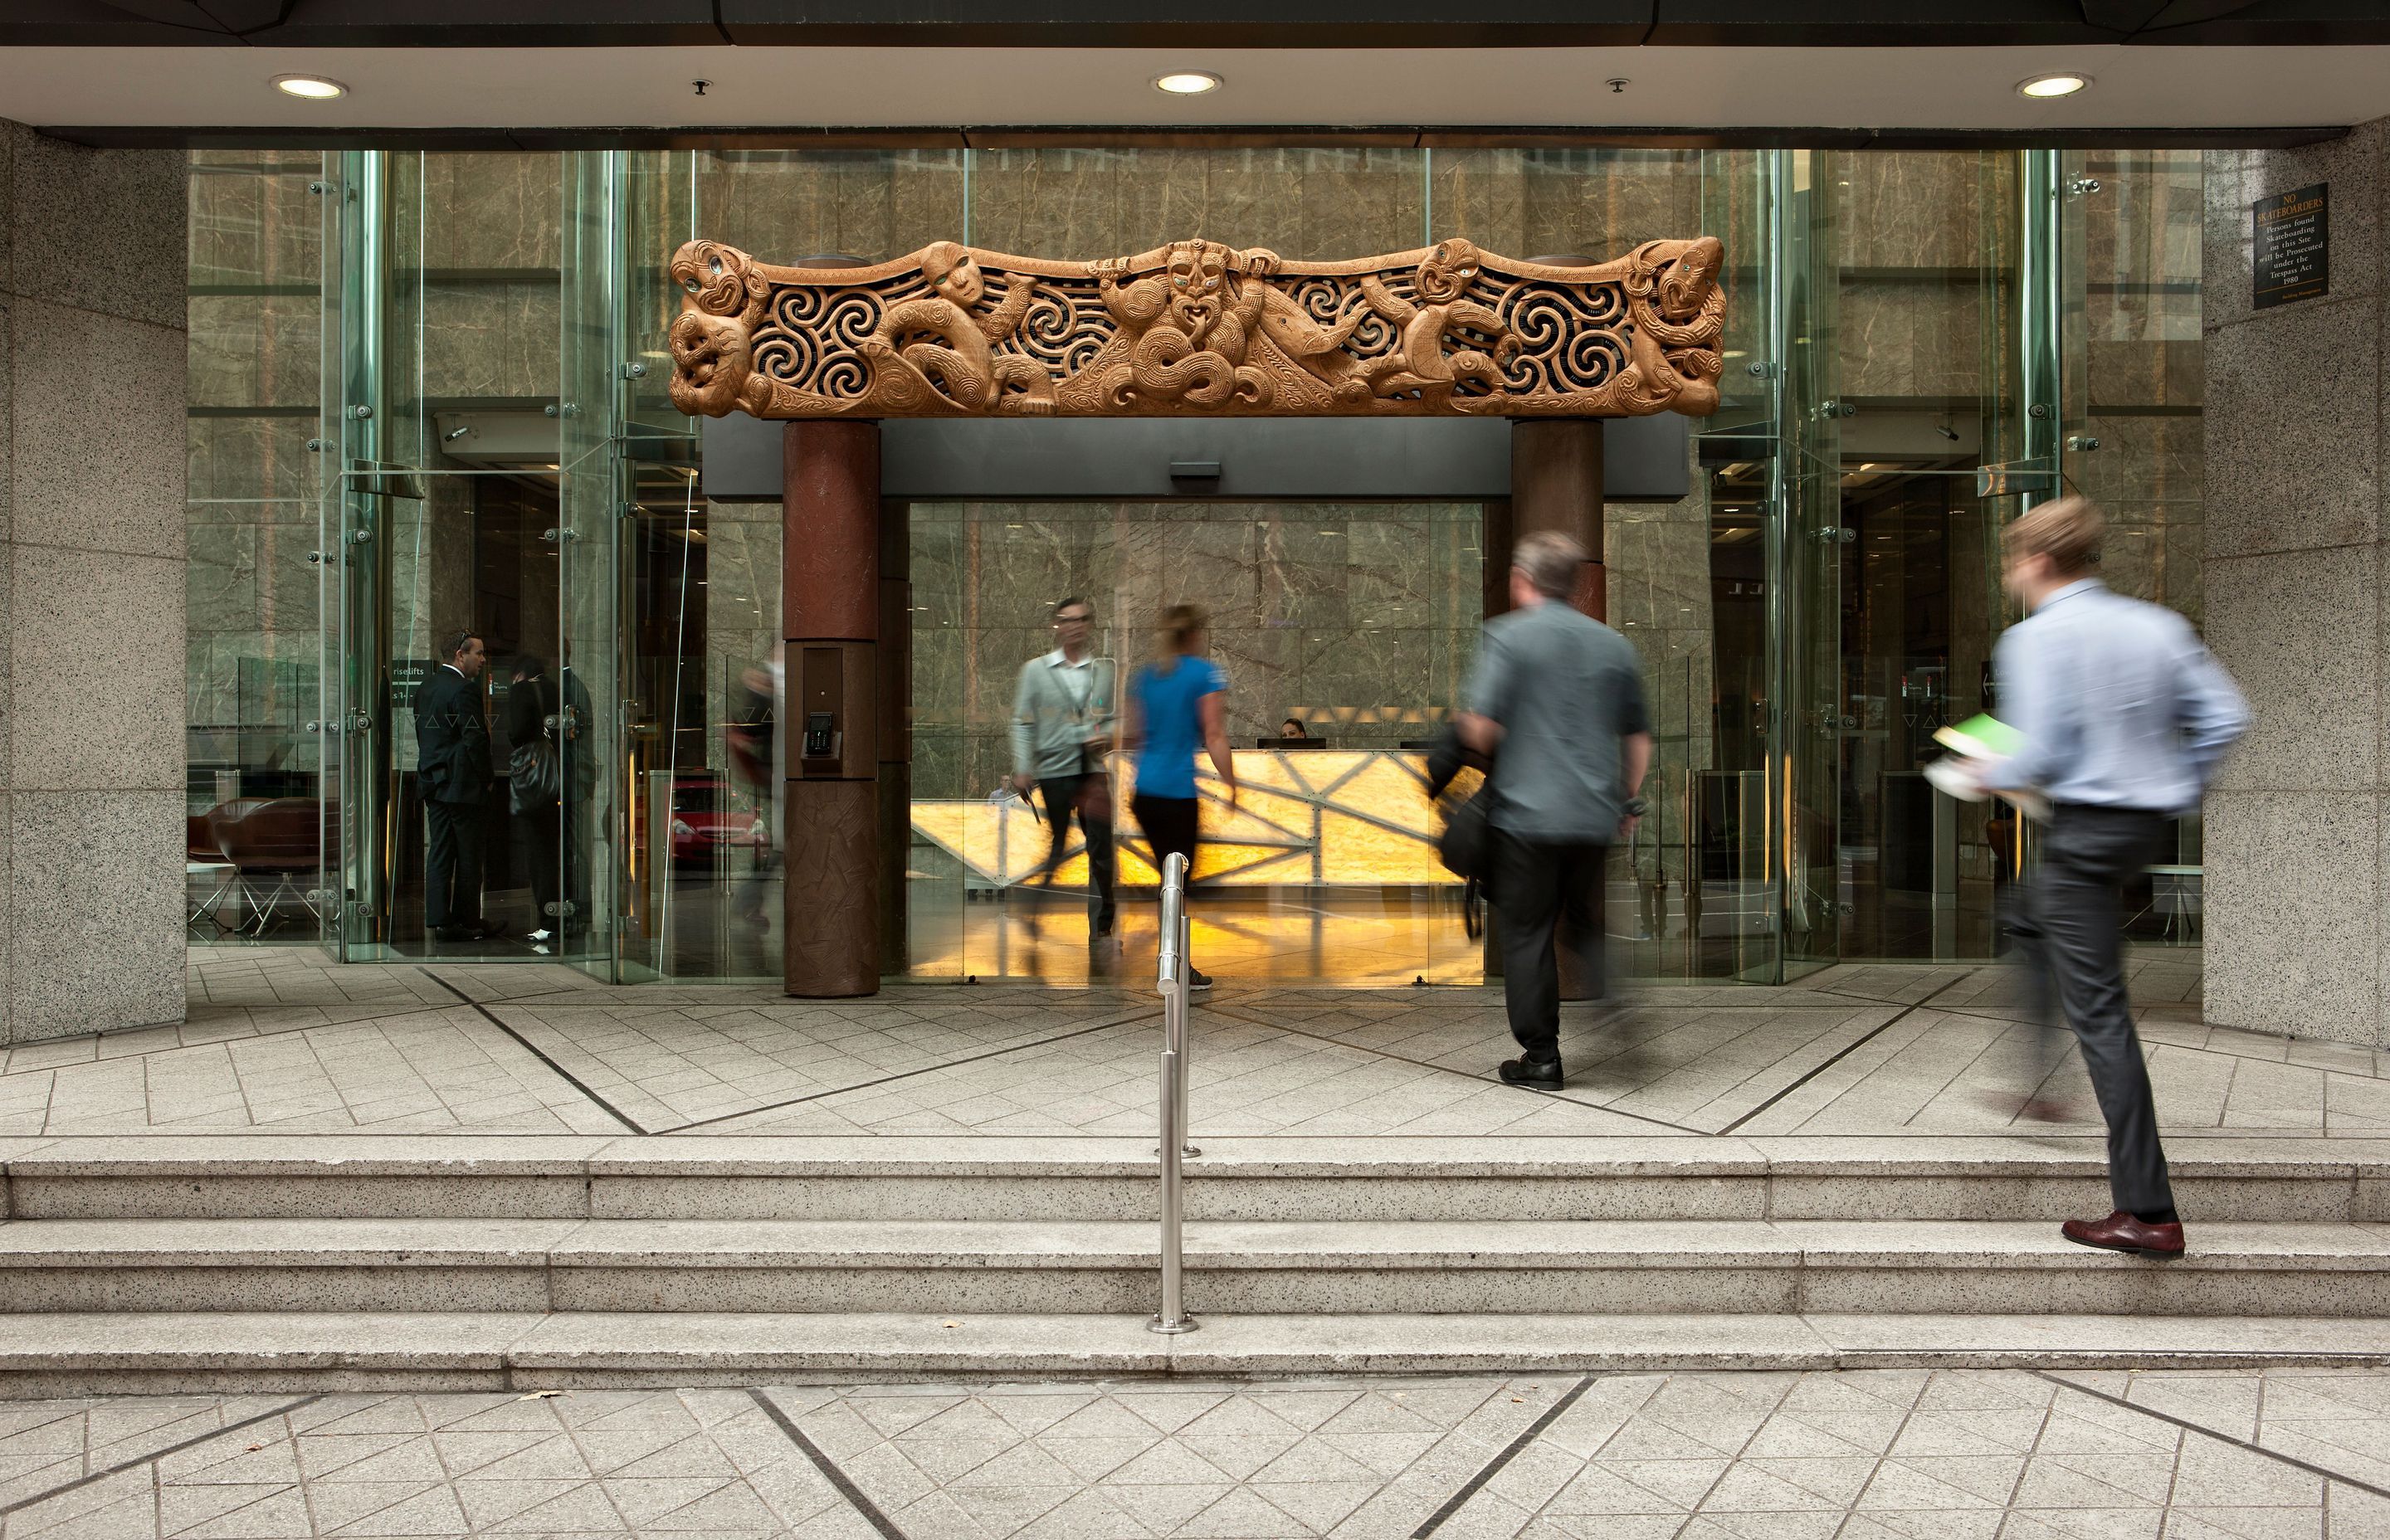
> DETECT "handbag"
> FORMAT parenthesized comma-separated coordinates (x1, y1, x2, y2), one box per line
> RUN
(1438, 787, 1492, 880)
(510, 735, 561, 815)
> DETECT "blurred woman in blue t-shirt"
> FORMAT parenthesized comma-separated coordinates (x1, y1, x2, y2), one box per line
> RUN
(1125, 603, 1237, 991)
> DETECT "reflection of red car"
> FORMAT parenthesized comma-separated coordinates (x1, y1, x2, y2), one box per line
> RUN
(669, 776, 766, 865)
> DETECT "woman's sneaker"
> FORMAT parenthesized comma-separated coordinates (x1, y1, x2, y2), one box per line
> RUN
(1188, 968, 1214, 992)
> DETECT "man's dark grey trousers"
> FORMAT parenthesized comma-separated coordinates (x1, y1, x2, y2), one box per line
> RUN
(2010, 803, 2176, 1217)
(1491, 832, 1608, 1057)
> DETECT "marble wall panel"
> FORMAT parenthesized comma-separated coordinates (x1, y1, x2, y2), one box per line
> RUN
(1428, 149, 1710, 265)
(187, 292, 319, 409)
(188, 163, 323, 289)
(967, 149, 1128, 259)
(1837, 152, 2001, 272)
(417, 280, 562, 402)
(187, 416, 320, 508)
(697, 151, 965, 264)
(425, 154, 563, 270)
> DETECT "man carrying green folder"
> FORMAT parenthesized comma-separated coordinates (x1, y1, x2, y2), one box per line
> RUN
(1959, 498, 2246, 1260)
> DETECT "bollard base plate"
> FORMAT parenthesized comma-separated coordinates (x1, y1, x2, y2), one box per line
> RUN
(1147, 1314, 1200, 1335)
(1153, 1145, 1202, 1159)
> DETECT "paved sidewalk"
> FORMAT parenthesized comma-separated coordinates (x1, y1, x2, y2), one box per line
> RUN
(3, 947, 2372, 1143)
(0, 1367, 2385, 1538)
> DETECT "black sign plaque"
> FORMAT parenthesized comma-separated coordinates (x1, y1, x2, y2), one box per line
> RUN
(2253, 182, 2329, 309)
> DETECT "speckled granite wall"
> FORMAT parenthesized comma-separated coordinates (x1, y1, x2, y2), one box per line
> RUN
(2202, 119, 2390, 1045)
(0, 121, 189, 1040)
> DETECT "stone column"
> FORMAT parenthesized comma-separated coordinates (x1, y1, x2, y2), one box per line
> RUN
(1507, 420, 1607, 619)
(0, 124, 188, 1041)
(783, 421, 880, 997)
(2201, 118, 2389, 1045)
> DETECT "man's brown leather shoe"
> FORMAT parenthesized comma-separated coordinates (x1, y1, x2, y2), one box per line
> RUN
(2061, 1211, 2184, 1259)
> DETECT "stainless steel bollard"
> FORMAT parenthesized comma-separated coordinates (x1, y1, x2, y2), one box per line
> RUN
(1149, 853, 1197, 1335)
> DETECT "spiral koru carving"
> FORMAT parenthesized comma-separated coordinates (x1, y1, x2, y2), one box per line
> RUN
(666, 234, 1724, 420)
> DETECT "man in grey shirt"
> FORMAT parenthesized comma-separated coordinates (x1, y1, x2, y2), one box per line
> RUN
(1009, 597, 1118, 940)
(1458, 531, 1653, 1088)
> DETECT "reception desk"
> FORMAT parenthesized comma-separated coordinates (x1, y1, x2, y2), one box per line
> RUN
(911, 748, 1480, 889)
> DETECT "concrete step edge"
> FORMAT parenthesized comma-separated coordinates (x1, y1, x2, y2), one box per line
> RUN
(0, 1217, 2384, 1270)
(0, 1313, 2385, 1385)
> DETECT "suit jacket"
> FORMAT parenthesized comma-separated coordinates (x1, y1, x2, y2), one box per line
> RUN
(415, 665, 493, 806)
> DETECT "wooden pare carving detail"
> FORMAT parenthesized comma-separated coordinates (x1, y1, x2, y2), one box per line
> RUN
(667, 236, 1725, 421)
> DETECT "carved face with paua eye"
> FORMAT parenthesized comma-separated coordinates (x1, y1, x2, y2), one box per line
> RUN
(666, 309, 754, 417)
(921, 241, 987, 308)
(1164, 241, 1232, 344)
(1415, 239, 1483, 305)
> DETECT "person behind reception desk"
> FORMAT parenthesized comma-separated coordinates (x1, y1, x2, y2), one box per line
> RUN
(1261, 717, 1325, 750)
(1456, 532, 1651, 1090)
(1124, 603, 1237, 992)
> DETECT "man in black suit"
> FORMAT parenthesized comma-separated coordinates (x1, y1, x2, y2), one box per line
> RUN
(415, 630, 506, 943)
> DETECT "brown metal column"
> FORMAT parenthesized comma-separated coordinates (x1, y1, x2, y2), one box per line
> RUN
(783, 421, 881, 997)
(1495, 419, 1609, 995)
(1506, 418, 1606, 620)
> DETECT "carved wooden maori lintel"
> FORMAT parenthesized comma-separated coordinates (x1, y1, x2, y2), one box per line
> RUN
(668, 235, 1726, 422)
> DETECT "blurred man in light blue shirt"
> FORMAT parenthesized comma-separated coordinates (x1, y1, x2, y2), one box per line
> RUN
(1979, 497, 2246, 1262)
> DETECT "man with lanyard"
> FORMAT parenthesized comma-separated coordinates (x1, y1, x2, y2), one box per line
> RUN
(1009, 597, 1119, 942)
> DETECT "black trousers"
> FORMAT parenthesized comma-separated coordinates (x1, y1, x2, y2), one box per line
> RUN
(515, 802, 560, 928)
(1037, 774, 1116, 930)
(1134, 792, 1200, 874)
(1490, 832, 1608, 1058)
(424, 797, 485, 931)
(2009, 803, 2175, 1217)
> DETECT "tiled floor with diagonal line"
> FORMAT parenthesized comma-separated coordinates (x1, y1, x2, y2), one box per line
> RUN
(7, 1371, 2388, 1538)
(97, 945, 2390, 1140)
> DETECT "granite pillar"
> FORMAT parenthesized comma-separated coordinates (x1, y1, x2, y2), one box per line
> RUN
(783, 421, 881, 997)
(2201, 117, 2390, 1045)
(0, 122, 188, 1041)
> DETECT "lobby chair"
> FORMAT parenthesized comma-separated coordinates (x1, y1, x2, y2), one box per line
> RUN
(206, 797, 325, 937)
(186, 814, 239, 929)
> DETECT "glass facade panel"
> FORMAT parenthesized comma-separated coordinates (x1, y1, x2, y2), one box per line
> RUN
(187, 141, 2209, 980)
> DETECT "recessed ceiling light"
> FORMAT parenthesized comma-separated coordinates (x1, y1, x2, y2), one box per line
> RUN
(272, 74, 349, 100)
(1154, 71, 1222, 95)
(2017, 72, 2090, 99)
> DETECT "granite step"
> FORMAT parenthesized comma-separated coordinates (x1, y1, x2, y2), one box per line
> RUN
(8, 1135, 2386, 1223)
(1, 1216, 2387, 1317)
(2, 1310, 2388, 1395)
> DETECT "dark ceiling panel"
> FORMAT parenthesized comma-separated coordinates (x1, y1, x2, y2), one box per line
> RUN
(7, 0, 2388, 44)
(714, 0, 1652, 46)
(1649, 0, 2116, 45)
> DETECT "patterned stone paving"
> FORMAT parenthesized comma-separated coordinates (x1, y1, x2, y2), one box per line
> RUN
(1, 1370, 2384, 1538)
(50, 945, 2379, 1140)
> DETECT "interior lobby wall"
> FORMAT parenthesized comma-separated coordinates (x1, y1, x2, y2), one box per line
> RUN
(2202, 117, 2390, 1045)
(1, 120, 188, 1040)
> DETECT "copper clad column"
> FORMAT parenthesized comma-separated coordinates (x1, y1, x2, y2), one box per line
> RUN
(783, 421, 882, 997)
(1500, 418, 1608, 996)
(1507, 420, 1606, 621)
